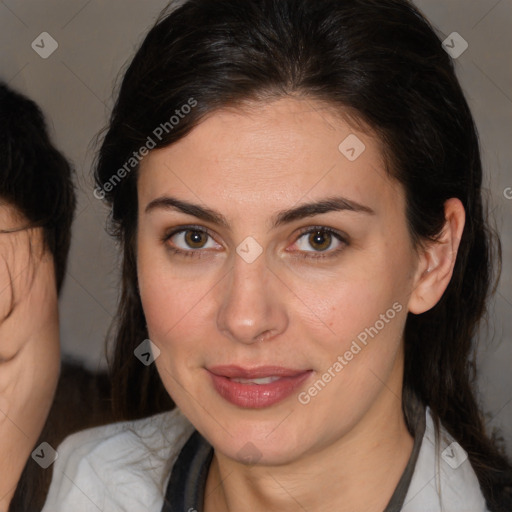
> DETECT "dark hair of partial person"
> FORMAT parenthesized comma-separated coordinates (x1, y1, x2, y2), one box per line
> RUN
(94, 0, 512, 509)
(0, 82, 76, 293)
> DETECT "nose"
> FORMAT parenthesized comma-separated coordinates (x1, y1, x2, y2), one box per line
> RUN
(216, 252, 288, 345)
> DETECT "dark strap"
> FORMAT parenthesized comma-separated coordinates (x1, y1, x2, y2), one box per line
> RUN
(383, 398, 427, 511)
(160, 430, 213, 512)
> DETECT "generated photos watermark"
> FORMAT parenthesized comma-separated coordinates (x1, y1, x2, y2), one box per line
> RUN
(93, 97, 198, 200)
(298, 301, 403, 405)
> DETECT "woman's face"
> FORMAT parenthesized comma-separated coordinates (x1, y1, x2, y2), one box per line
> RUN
(137, 97, 422, 465)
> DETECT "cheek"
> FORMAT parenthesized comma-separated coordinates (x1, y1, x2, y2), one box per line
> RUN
(312, 281, 400, 356)
(137, 248, 213, 347)
(308, 252, 412, 364)
(137, 236, 171, 336)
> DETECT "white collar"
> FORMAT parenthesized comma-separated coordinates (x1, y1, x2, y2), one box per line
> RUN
(402, 407, 489, 511)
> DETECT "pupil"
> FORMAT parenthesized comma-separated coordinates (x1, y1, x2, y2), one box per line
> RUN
(186, 230, 205, 248)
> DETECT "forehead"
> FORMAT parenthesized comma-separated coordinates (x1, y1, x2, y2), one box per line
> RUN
(0, 202, 46, 271)
(137, 97, 400, 218)
(0, 202, 25, 228)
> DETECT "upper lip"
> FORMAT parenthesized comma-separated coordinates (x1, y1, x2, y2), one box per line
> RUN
(207, 365, 311, 379)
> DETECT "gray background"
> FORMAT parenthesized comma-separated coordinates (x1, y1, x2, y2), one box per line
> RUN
(0, 0, 510, 454)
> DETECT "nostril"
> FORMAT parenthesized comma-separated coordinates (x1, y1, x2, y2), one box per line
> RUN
(254, 329, 276, 343)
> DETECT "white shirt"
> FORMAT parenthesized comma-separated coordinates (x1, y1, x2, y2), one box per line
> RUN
(42, 407, 490, 511)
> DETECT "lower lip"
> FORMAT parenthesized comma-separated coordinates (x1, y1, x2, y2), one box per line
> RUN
(208, 371, 312, 408)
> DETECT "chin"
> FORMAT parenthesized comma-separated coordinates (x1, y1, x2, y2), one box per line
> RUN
(204, 415, 309, 466)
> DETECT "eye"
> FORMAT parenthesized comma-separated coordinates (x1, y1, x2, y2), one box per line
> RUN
(163, 226, 222, 256)
(162, 225, 347, 260)
(290, 227, 348, 258)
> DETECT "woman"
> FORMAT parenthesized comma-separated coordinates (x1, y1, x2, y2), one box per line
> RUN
(43, 0, 512, 510)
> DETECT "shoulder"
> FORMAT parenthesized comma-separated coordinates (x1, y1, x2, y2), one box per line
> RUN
(402, 407, 490, 512)
(42, 408, 195, 512)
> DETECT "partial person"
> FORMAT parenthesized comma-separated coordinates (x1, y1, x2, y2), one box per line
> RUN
(0, 83, 110, 512)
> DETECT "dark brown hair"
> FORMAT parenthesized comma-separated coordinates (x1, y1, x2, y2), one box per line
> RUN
(95, 0, 512, 509)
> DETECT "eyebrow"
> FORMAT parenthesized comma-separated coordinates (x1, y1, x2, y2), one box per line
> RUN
(144, 195, 375, 229)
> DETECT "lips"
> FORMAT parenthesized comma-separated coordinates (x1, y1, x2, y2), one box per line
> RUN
(207, 365, 312, 408)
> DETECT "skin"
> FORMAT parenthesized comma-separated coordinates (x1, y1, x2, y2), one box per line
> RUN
(0, 204, 60, 511)
(136, 97, 465, 512)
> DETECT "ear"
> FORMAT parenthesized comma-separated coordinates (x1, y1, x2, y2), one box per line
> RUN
(408, 198, 465, 315)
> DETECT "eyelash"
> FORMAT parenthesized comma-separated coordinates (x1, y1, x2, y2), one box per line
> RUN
(161, 225, 349, 260)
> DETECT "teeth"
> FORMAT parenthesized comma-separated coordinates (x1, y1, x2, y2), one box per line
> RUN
(231, 376, 282, 385)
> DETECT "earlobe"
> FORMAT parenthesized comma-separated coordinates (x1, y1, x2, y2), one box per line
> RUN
(408, 198, 465, 315)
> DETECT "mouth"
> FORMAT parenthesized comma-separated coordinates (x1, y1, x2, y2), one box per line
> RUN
(207, 365, 313, 408)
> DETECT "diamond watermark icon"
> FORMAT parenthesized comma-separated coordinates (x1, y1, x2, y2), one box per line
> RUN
(236, 236, 263, 264)
(237, 441, 262, 465)
(442, 32, 468, 59)
(31, 32, 59, 59)
(134, 339, 161, 366)
(338, 134, 366, 161)
(441, 441, 468, 469)
(31, 442, 58, 469)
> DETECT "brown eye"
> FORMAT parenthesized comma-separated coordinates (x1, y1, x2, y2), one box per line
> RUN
(164, 227, 222, 256)
(291, 227, 348, 258)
